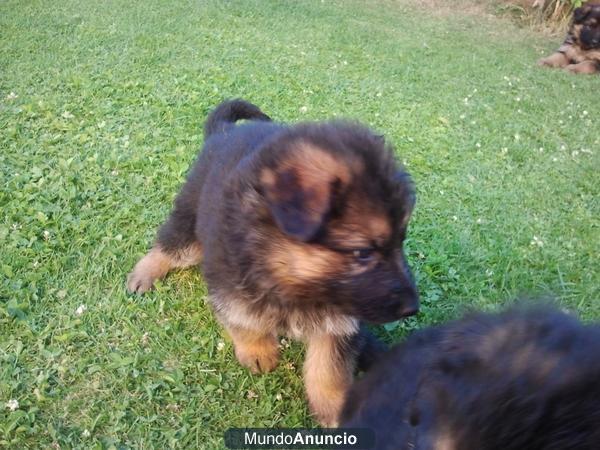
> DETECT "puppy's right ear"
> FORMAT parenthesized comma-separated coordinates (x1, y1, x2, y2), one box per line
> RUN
(574, 6, 590, 23)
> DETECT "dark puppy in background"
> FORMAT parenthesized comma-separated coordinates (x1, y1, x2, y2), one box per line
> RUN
(127, 99, 418, 425)
(538, 1, 600, 74)
(341, 306, 600, 449)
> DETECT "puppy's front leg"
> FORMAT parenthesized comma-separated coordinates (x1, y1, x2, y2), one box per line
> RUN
(565, 60, 599, 74)
(538, 52, 570, 68)
(304, 333, 357, 427)
(226, 325, 280, 374)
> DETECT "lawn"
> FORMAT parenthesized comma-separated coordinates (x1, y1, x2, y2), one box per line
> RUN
(1, 0, 598, 448)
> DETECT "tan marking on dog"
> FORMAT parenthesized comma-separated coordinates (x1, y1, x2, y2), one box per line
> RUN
(268, 240, 342, 283)
(566, 60, 599, 73)
(226, 325, 280, 374)
(538, 52, 570, 68)
(126, 243, 202, 293)
(211, 291, 359, 339)
(434, 430, 456, 450)
(304, 334, 355, 427)
(287, 142, 362, 185)
(328, 195, 392, 248)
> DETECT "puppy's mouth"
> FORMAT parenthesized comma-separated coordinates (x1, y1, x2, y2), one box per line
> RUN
(356, 296, 420, 324)
(580, 30, 600, 49)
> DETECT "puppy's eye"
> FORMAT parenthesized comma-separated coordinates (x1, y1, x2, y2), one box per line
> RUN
(353, 248, 374, 264)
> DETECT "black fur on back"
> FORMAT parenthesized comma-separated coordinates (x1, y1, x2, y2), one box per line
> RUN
(340, 306, 600, 450)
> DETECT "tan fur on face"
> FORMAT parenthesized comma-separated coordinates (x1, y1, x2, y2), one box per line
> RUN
(126, 243, 202, 293)
(267, 240, 344, 284)
(328, 197, 392, 249)
(284, 142, 362, 186)
(304, 334, 355, 427)
(260, 143, 364, 230)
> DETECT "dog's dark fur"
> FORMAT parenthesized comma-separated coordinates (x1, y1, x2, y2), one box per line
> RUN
(340, 307, 600, 449)
(538, 1, 600, 74)
(127, 99, 418, 425)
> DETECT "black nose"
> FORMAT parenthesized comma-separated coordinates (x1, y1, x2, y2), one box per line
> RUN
(391, 284, 419, 317)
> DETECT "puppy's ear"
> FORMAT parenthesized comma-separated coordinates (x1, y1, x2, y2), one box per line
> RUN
(260, 144, 353, 241)
(574, 6, 590, 23)
(395, 170, 416, 226)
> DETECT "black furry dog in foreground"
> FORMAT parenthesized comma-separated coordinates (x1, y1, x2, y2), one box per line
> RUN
(340, 307, 600, 449)
(127, 99, 418, 425)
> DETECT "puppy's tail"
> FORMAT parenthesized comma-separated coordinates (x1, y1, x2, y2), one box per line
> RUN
(204, 99, 272, 137)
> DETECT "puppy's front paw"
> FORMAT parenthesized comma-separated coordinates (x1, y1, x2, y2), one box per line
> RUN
(126, 268, 157, 294)
(307, 390, 344, 427)
(126, 249, 171, 294)
(538, 52, 569, 68)
(564, 61, 598, 74)
(234, 337, 280, 374)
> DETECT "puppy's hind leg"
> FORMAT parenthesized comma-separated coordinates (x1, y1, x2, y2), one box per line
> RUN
(304, 333, 358, 427)
(127, 203, 202, 294)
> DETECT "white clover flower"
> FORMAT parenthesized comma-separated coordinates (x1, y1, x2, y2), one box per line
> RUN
(299, 106, 308, 114)
(246, 390, 258, 399)
(530, 236, 544, 247)
(6, 92, 18, 100)
(61, 111, 74, 119)
(216, 341, 225, 351)
(5, 399, 19, 411)
(82, 429, 91, 438)
(75, 304, 87, 316)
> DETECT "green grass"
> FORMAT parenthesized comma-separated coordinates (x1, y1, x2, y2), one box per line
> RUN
(1, 0, 598, 448)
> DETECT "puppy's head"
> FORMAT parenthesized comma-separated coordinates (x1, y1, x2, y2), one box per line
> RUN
(256, 123, 418, 323)
(340, 307, 600, 450)
(574, 2, 600, 50)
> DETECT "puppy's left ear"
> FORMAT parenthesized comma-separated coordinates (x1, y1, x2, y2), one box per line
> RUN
(260, 145, 352, 241)
(261, 168, 341, 241)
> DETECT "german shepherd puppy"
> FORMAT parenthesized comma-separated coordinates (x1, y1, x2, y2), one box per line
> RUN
(538, 1, 600, 74)
(127, 100, 419, 425)
(341, 307, 600, 449)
